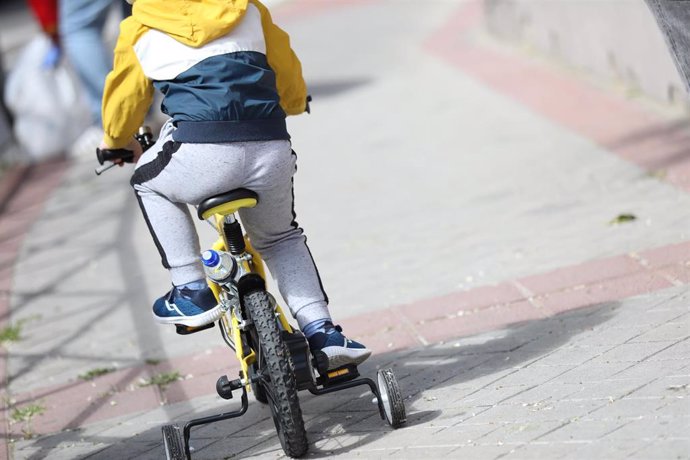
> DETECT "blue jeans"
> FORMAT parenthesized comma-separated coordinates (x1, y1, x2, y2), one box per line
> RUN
(58, 0, 118, 124)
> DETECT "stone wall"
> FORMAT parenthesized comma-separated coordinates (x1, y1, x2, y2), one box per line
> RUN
(484, 0, 687, 109)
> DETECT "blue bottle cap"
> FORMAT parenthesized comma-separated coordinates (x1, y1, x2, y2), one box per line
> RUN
(201, 250, 220, 267)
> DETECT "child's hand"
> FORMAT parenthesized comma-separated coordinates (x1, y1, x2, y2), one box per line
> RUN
(98, 138, 144, 166)
(125, 137, 144, 164)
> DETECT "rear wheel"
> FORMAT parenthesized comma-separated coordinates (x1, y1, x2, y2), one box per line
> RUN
(244, 290, 308, 457)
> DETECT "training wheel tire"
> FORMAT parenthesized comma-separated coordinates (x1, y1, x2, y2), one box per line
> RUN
(377, 369, 406, 428)
(162, 424, 188, 460)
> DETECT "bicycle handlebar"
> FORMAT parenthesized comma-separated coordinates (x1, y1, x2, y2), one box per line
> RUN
(95, 126, 155, 176)
(96, 147, 135, 165)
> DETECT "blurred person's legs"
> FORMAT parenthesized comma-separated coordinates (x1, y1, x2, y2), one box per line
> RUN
(0, 49, 12, 149)
(121, 0, 132, 18)
(58, 0, 115, 158)
(645, 0, 690, 93)
(59, 0, 113, 124)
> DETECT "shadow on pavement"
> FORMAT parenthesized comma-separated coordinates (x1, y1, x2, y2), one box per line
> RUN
(607, 118, 690, 171)
(15, 300, 619, 459)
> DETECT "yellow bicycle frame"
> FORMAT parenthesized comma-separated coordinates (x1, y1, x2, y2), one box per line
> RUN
(208, 214, 294, 389)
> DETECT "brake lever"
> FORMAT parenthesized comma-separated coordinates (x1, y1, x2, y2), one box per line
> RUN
(95, 162, 118, 175)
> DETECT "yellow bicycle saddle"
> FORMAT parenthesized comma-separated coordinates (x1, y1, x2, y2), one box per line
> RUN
(197, 189, 259, 220)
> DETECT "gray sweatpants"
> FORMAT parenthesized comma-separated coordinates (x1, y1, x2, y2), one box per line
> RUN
(131, 120, 330, 328)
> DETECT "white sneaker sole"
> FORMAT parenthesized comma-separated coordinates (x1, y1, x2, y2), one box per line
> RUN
(321, 346, 372, 370)
(152, 305, 222, 328)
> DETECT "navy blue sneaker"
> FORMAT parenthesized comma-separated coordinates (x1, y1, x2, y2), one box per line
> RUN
(307, 325, 371, 370)
(152, 285, 221, 327)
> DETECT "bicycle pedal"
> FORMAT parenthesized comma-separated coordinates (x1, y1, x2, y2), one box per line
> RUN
(175, 322, 215, 335)
(317, 364, 360, 386)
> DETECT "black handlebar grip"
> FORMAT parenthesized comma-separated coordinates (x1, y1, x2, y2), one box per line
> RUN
(96, 148, 135, 165)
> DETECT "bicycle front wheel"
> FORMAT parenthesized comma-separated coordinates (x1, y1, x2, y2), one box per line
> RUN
(244, 290, 308, 458)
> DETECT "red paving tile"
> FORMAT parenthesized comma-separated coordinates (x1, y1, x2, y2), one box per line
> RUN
(396, 282, 524, 324)
(337, 308, 405, 337)
(517, 255, 645, 296)
(639, 241, 690, 267)
(351, 321, 421, 353)
(656, 263, 690, 284)
(537, 271, 673, 315)
(413, 300, 545, 344)
(0, 165, 30, 214)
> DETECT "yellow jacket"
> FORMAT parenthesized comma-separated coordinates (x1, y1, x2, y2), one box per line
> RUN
(102, 0, 307, 147)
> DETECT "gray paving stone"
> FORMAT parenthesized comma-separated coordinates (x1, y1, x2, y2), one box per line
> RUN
(490, 364, 576, 386)
(535, 418, 630, 443)
(647, 338, 690, 361)
(477, 420, 566, 444)
(595, 341, 682, 363)
(559, 378, 652, 401)
(632, 439, 690, 459)
(610, 358, 690, 379)
(627, 317, 690, 343)
(586, 397, 674, 420)
(455, 384, 536, 407)
(526, 344, 617, 366)
(566, 438, 652, 459)
(429, 423, 504, 445)
(548, 360, 636, 384)
(506, 443, 571, 460)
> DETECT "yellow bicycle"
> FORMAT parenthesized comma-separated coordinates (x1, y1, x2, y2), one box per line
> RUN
(96, 129, 406, 459)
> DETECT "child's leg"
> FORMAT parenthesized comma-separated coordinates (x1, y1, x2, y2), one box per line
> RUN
(240, 147, 371, 368)
(131, 138, 206, 286)
(130, 122, 246, 325)
(239, 148, 330, 331)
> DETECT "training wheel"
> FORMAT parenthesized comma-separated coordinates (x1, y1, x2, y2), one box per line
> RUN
(376, 368, 406, 428)
(162, 424, 188, 460)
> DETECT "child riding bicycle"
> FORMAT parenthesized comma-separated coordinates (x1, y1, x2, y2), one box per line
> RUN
(98, 0, 370, 370)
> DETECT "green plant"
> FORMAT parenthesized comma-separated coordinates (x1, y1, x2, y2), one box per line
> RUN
(609, 213, 637, 225)
(139, 371, 182, 390)
(10, 403, 45, 439)
(0, 316, 42, 345)
(10, 404, 45, 423)
(78, 367, 116, 381)
(0, 324, 22, 344)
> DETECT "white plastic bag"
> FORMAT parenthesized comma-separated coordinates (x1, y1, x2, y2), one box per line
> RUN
(4, 35, 90, 161)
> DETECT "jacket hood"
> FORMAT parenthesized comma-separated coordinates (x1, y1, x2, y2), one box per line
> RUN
(132, 0, 250, 47)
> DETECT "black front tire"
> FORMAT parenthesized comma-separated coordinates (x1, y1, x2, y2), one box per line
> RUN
(244, 290, 308, 457)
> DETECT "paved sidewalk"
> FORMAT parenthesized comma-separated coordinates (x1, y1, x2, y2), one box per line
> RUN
(0, 1, 688, 459)
(15, 284, 688, 459)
